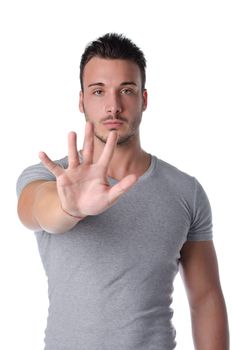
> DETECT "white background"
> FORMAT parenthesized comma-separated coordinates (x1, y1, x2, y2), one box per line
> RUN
(0, 0, 231, 349)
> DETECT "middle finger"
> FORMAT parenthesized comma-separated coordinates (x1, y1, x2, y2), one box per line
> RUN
(82, 121, 94, 165)
(68, 131, 80, 169)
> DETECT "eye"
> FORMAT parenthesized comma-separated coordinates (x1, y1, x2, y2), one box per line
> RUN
(93, 89, 103, 96)
(121, 88, 133, 95)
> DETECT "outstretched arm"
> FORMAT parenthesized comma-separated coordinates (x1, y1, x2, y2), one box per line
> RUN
(17, 121, 137, 234)
(179, 240, 229, 350)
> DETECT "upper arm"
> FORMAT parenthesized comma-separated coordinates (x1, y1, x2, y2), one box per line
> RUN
(179, 240, 222, 308)
(17, 180, 48, 230)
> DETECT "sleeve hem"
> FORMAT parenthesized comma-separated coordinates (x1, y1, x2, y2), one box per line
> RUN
(187, 234, 213, 241)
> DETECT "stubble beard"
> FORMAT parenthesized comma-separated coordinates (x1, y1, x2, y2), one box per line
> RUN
(83, 111, 143, 146)
(95, 125, 139, 145)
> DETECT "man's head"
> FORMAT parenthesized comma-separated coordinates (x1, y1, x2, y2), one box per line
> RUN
(80, 33, 146, 92)
(79, 33, 148, 146)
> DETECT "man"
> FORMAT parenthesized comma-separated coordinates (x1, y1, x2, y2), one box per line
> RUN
(17, 33, 229, 349)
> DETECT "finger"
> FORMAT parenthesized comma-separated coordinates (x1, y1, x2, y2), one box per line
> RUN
(107, 174, 138, 205)
(82, 121, 94, 164)
(97, 131, 118, 168)
(39, 151, 64, 177)
(68, 131, 80, 169)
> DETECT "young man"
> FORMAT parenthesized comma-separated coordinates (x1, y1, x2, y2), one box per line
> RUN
(17, 33, 229, 350)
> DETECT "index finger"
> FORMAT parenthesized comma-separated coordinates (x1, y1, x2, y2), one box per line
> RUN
(97, 131, 118, 168)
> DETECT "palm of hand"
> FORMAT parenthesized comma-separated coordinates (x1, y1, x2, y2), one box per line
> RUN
(39, 121, 137, 218)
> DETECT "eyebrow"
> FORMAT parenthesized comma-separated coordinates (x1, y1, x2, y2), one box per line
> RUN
(88, 82, 104, 88)
(87, 81, 138, 88)
(121, 81, 137, 87)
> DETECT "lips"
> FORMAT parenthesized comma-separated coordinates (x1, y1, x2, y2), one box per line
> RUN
(103, 121, 124, 125)
(103, 121, 124, 129)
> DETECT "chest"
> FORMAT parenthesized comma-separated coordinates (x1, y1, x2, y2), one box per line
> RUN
(40, 185, 191, 284)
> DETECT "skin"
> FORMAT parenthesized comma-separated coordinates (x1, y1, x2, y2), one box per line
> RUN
(79, 57, 150, 180)
(180, 241, 229, 349)
(17, 57, 229, 348)
(17, 57, 151, 232)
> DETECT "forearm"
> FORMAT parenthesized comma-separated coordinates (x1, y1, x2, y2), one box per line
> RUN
(33, 181, 84, 234)
(190, 288, 229, 350)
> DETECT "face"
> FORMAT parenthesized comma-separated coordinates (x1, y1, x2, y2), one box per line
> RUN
(79, 57, 147, 145)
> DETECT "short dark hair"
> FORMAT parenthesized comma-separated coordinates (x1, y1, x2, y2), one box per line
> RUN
(80, 33, 146, 91)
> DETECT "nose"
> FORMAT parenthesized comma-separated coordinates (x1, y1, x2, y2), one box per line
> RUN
(105, 93, 122, 116)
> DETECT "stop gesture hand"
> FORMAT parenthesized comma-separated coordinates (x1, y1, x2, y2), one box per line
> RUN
(39, 121, 138, 219)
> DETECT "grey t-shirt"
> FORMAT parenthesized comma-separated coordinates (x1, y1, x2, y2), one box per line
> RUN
(16, 153, 213, 350)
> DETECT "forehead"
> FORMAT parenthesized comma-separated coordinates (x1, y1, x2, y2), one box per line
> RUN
(82, 57, 142, 87)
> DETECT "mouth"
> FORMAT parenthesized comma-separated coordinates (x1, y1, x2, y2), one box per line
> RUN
(103, 121, 124, 129)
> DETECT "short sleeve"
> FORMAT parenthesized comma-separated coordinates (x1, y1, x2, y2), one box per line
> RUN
(16, 156, 68, 199)
(187, 177, 213, 241)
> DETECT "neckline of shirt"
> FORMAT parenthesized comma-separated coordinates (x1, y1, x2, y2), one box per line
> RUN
(77, 151, 158, 184)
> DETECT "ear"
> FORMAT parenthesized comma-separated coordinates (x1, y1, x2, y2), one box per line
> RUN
(142, 89, 148, 111)
(79, 91, 84, 113)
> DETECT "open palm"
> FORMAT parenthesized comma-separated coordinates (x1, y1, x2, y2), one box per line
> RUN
(39, 121, 138, 218)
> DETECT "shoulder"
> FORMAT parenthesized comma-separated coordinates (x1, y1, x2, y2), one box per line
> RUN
(16, 155, 69, 198)
(154, 156, 196, 195)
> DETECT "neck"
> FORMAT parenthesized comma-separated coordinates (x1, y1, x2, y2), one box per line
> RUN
(80, 131, 151, 181)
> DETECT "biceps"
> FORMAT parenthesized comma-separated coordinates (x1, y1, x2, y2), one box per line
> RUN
(179, 241, 222, 306)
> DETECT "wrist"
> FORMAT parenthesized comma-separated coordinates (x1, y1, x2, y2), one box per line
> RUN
(61, 206, 86, 221)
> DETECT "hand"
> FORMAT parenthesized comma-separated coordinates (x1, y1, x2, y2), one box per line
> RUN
(39, 121, 138, 218)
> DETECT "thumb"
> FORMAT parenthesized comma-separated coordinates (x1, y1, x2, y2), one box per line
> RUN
(107, 174, 138, 206)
